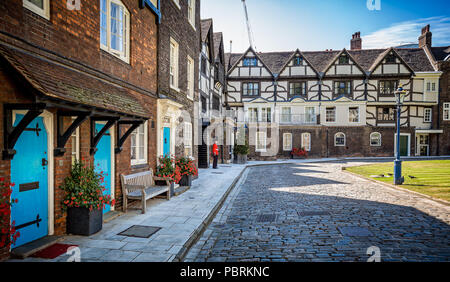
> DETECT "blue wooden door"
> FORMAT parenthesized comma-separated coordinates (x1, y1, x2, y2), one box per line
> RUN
(163, 127, 170, 157)
(11, 114, 48, 247)
(94, 123, 111, 214)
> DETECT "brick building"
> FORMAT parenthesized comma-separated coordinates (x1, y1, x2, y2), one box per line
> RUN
(225, 25, 449, 160)
(0, 0, 160, 259)
(156, 0, 200, 163)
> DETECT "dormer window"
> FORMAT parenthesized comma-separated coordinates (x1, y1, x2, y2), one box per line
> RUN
(338, 54, 349, 64)
(243, 58, 257, 67)
(293, 56, 302, 66)
(385, 53, 396, 63)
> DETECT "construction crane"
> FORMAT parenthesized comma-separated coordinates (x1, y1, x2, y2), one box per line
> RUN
(241, 0, 256, 51)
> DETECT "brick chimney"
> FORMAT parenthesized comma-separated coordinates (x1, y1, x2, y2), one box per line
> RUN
(418, 24, 432, 48)
(350, 32, 362, 50)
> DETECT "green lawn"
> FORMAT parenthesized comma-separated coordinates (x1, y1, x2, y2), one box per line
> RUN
(346, 160, 450, 202)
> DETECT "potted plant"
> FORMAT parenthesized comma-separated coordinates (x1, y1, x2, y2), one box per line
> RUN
(0, 178, 19, 249)
(156, 155, 179, 195)
(233, 141, 249, 164)
(175, 157, 198, 187)
(291, 147, 308, 159)
(61, 161, 115, 236)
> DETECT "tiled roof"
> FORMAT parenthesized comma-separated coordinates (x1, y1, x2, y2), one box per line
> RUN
(213, 32, 223, 61)
(0, 45, 149, 118)
(201, 19, 212, 43)
(431, 46, 450, 61)
(226, 47, 436, 75)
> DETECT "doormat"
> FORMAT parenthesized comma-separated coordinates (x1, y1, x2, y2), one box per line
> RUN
(256, 214, 277, 223)
(118, 225, 161, 238)
(31, 243, 78, 259)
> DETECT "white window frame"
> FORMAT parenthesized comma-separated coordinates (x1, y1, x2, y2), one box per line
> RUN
(184, 122, 193, 157)
(131, 122, 148, 166)
(261, 107, 272, 122)
(187, 55, 194, 100)
(348, 106, 360, 123)
(187, 0, 196, 30)
(444, 103, 450, 121)
(71, 117, 80, 166)
(23, 0, 50, 20)
(281, 107, 291, 123)
(304, 106, 316, 124)
(301, 132, 311, 151)
(370, 132, 382, 147)
(255, 131, 266, 152)
(326, 107, 336, 123)
(283, 133, 292, 151)
(170, 38, 180, 91)
(334, 132, 346, 146)
(100, 0, 130, 63)
(248, 107, 258, 123)
(424, 108, 432, 123)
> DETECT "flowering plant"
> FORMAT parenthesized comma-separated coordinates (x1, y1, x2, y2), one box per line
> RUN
(0, 178, 19, 248)
(156, 155, 198, 184)
(61, 161, 115, 212)
(175, 157, 198, 177)
(291, 147, 308, 157)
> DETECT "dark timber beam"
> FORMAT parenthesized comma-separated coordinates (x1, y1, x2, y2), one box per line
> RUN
(3, 103, 47, 160)
(54, 111, 91, 157)
(115, 120, 144, 154)
(90, 117, 120, 155)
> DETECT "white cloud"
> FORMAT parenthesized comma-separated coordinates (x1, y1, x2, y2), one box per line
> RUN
(362, 16, 450, 48)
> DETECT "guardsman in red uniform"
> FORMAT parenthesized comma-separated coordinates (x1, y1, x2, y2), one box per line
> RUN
(212, 141, 219, 169)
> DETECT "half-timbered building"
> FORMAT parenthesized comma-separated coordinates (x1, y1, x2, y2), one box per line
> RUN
(225, 26, 446, 160)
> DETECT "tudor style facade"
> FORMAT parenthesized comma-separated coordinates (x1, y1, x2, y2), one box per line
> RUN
(198, 19, 227, 167)
(225, 27, 446, 160)
(157, 0, 200, 163)
(0, 0, 160, 259)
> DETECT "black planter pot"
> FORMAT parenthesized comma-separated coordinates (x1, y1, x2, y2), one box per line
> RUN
(179, 174, 193, 187)
(67, 207, 103, 236)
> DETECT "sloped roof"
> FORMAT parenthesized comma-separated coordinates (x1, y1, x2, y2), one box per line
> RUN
(213, 32, 223, 61)
(201, 19, 212, 43)
(0, 44, 149, 118)
(431, 46, 450, 61)
(226, 46, 436, 76)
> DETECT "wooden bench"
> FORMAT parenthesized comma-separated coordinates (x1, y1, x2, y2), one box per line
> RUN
(120, 170, 171, 214)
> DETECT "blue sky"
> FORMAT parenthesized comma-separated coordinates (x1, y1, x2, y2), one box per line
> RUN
(201, 0, 450, 53)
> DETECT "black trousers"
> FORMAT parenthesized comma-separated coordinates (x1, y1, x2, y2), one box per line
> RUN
(213, 155, 218, 169)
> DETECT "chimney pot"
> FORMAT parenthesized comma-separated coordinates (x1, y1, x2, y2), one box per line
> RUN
(350, 31, 362, 50)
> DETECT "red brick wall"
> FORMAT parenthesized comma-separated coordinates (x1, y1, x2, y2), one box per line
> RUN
(0, 0, 158, 94)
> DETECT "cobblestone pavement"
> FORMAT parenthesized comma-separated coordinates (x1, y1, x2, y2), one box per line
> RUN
(184, 161, 450, 262)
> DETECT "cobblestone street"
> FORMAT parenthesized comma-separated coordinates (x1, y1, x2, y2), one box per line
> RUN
(185, 162, 450, 262)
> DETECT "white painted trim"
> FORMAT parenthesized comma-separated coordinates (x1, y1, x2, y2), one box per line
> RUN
(23, 0, 50, 20)
(370, 132, 382, 147)
(334, 132, 346, 146)
(348, 106, 360, 123)
(171, 0, 181, 9)
(301, 132, 311, 151)
(130, 121, 148, 166)
(255, 131, 267, 152)
(170, 37, 179, 90)
(283, 133, 292, 151)
(110, 124, 115, 211)
(12, 110, 55, 236)
(394, 133, 411, 157)
(444, 103, 450, 121)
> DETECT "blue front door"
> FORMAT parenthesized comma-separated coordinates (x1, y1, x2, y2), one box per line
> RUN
(11, 114, 49, 247)
(163, 127, 170, 157)
(94, 123, 111, 214)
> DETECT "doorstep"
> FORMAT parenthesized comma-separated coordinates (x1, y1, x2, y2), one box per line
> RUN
(10, 235, 63, 259)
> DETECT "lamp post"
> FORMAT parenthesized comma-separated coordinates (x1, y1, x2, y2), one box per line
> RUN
(394, 84, 406, 185)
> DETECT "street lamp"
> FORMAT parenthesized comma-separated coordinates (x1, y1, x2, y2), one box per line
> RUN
(394, 84, 407, 185)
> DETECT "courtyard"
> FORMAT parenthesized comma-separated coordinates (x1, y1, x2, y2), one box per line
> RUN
(185, 162, 450, 262)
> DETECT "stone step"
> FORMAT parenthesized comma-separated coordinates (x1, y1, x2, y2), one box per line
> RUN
(11, 235, 63, 259)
